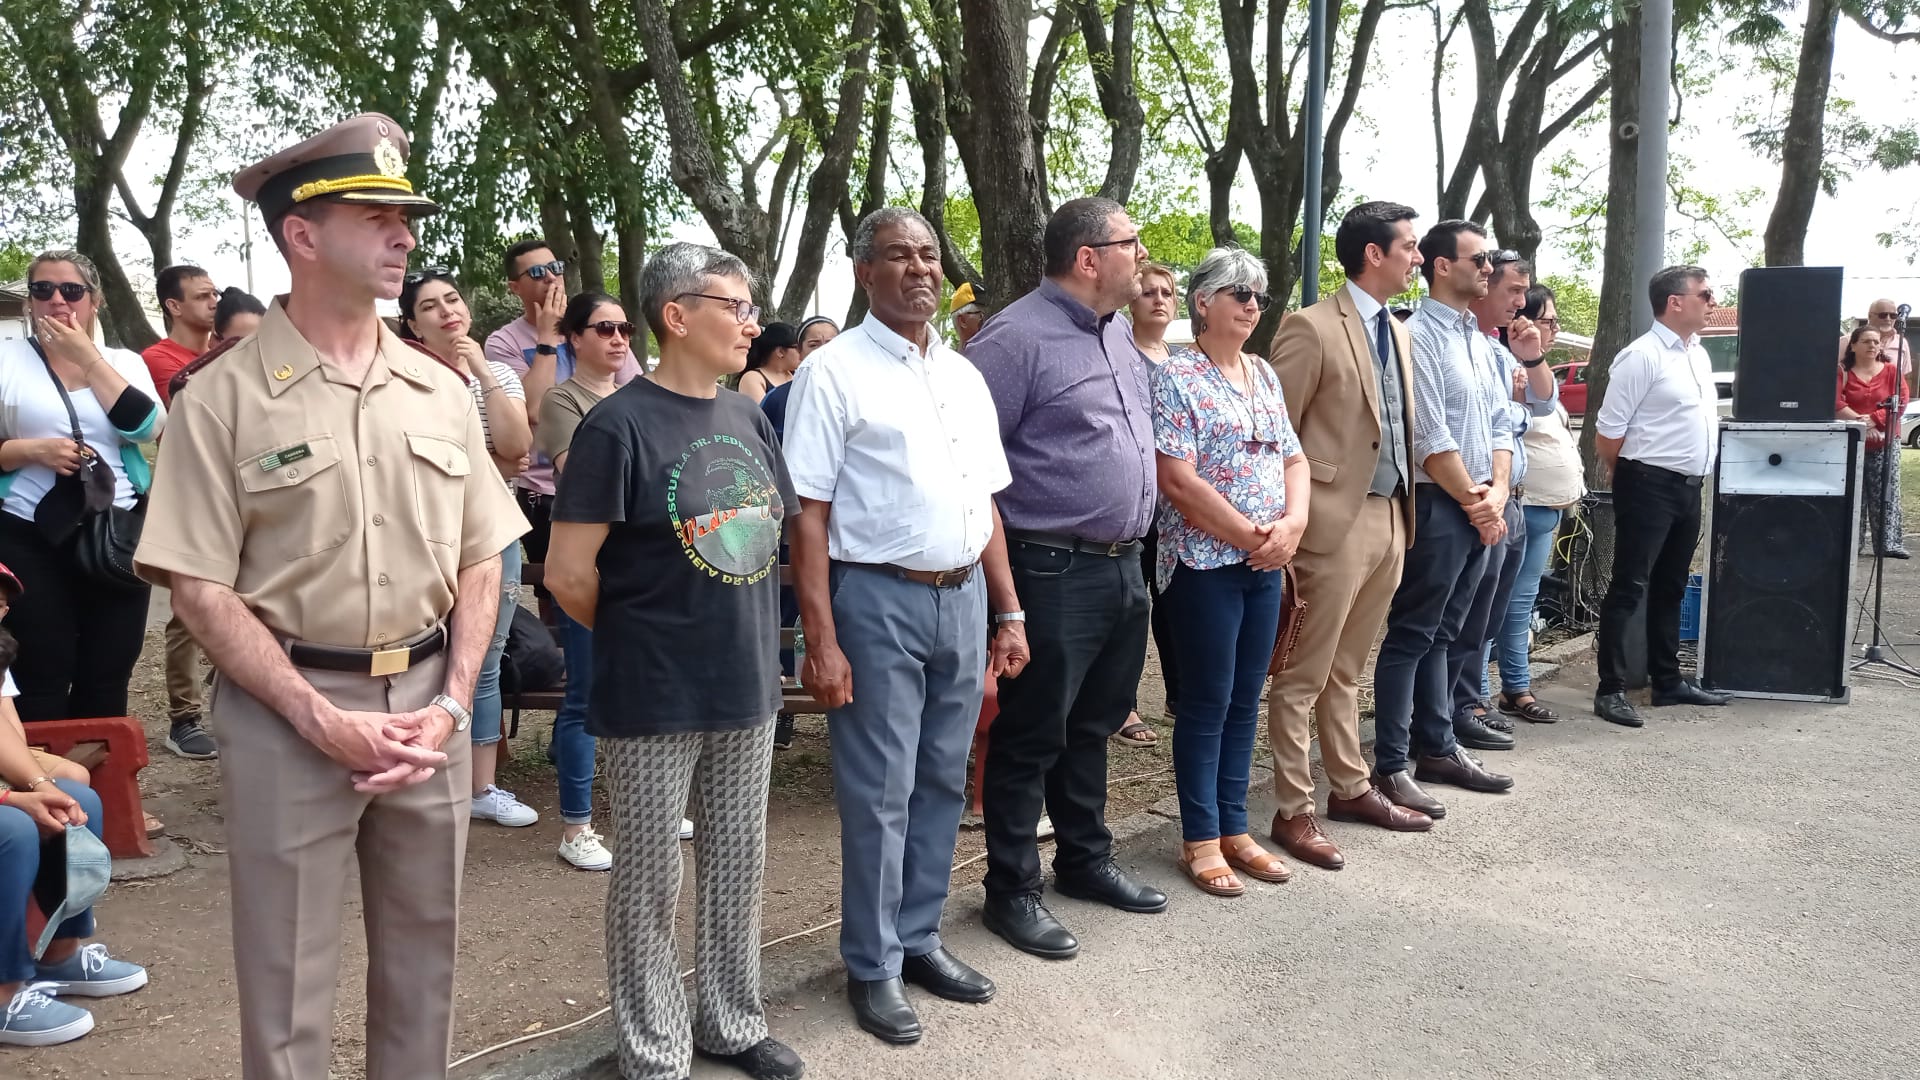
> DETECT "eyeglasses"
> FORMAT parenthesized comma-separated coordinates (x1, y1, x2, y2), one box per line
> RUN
(512, 259, 567, 282)
(1218, 285, 1273, 312)
(1449, 251, 1493, 269)
(587, 320, 637, 340)
(675, 293, 762, 325)
(404, 265, 452, 286)
(1085, 235, 1145, 255)
(1693, 288, 1716, 305)
(1870, 310, 1898, 320)
(28, 281, 92, 303)
(1535, 317, 1561, 330)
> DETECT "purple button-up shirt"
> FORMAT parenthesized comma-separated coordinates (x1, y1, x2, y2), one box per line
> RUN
(969, 278, 1156, 542)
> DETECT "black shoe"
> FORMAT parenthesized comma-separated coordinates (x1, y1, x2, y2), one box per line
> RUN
(772, 712, 795, 750)
(1414, 748, 1515, 793)
(847, 977, 921, 1044)
(1887, 549, 1912, 560)
(902, 946, 995, 1003)
(981, 892, 1079, 959)
(1650, 680, 1732, 707)
(1481, 711, 1515, 734)
(1453, 712, 1515, 751)
(1594, 692, 1644, 727)
(697, 1036, 806, 1079)
(1052, 859, 1169, 913)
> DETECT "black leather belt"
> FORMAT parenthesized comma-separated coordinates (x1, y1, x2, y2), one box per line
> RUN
(1007, 528, 1143, 558)
(1620, 458, 1705, 488)
(284, 624, 446, 676)
(882, 562, 977, 588)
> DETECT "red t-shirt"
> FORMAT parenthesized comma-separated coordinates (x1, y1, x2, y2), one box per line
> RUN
(141, 338, 199, 406)
(1836, 361, 1907, 446)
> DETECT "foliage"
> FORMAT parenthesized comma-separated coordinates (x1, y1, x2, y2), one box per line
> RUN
(1539, 273, 1600, 336)
(1138, 210, 1258, 276)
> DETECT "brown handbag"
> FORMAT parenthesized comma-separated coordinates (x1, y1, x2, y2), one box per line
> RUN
(1267, 564, 1306, 676)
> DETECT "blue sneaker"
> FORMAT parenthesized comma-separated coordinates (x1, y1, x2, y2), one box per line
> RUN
(0, 984, 94, 1046)
(34, 943, 148, 998)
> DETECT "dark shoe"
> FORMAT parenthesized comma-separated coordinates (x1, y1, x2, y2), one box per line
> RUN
(1594, 692, 1645, 727)
(772, 712, 795, 750)
(1498, 691, 1559, 724)
(698, 1036, 806, 1079)
(1415, 749, 1515, 793)
(902, 946, 994, 1003)
(1270, 811, 1344, 869)
(165, 718, 218, 760)
(1888, 548, 1912, 560)
(1650, 679, 1732, 707)
(1371, 770, 1447, 819)
(846, 977, 921, 1045)
(981, 892, 1079, 959)
(1327, 786, 1434, 832)
(1053, 859, 1169, 913)
(1482, 711, 1516, 734)
(1454, 712, 1515, 751)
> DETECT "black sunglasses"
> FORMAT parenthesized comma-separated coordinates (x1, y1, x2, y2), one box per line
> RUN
(513, 259, 567, 282)
(587, 320, 636, 340)
(1219, 285, 1273, 312)
(1489, 248, 1522, 265)
(1449, 251, 1493, 269)
(405, 265, 453, 286)
(28, 281, 92, 303)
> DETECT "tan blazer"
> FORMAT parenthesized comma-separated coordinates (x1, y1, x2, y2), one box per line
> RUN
(1268, 287, 1417, 555)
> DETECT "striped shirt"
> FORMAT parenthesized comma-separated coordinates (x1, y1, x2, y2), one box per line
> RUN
(1407, 297, 1514, 486)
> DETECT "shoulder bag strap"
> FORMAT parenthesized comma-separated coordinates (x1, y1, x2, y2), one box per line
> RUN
(27, 337, 87, 447)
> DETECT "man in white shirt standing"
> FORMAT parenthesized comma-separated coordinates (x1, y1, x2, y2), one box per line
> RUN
(1592, 264, 1733, 727)
(784, 207, 1031, 1047)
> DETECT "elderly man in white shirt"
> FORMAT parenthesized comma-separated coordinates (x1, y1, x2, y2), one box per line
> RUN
(784, 208, 1030, 1048)
(1592, 264, 1733, 727)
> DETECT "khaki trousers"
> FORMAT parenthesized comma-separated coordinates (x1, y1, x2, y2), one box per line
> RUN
(163, 613, 204, 721)
(1267, 495, 1406, 816)
(213, 653, 470, 1080)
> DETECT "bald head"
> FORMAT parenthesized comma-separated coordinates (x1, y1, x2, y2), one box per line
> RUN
(1868, 298, 1900, 323)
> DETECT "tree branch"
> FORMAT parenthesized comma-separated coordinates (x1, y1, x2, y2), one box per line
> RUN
(1845, 8, 1920, 44)
(1144, 0, 1217, 155)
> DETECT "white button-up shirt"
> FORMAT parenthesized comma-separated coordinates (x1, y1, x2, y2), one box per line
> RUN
(783, 317, 1011, 570)
(1594, 321, 1719, 477)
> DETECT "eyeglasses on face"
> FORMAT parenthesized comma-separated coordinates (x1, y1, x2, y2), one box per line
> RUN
(513, 259, 567, 281)
(1692, 288, 1716, 305)
(1870, 310, 1898, 320)
(587, 320, 637, 340)
(1448, 251, 1493, 270)
(1085, 235, 1145, 255)
(1217, 285, 1272, 312)
(675, 293, 762, 325)
(28, 281, 92, 303)
(1535, 317, 1561, 330)
(405, 265, 453, 286)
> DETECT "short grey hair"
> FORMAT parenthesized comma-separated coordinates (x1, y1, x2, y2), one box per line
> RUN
(1186, 247, 1267, 333)
(851, 207, 935, 264)
(639, 242, 756, 339)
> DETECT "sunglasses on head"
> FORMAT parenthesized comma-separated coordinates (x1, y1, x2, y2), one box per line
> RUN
(1219, 285, 1272, 312)
(587, 320, 636, 340)
(1489, 248, 1522, 265)
(404, 265, 453, 286)
(28, 281, 92, 303)
(514, 259, 567, 282)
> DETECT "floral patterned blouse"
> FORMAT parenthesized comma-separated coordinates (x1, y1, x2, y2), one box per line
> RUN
(1151, 345, 1303, 591)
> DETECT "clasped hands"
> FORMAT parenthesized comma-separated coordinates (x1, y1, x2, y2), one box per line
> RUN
(307, 700, 458, 794)
(1247, 513, 1305, 570)
(1460, 482, 1509, 545)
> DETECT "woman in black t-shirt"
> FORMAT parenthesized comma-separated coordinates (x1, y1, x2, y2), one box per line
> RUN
(545, 244, 803, 1080)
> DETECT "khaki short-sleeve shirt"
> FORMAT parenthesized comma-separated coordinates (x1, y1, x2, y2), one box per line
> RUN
(134, 298, 528, 648)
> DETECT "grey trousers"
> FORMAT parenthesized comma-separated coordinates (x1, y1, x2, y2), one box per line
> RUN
(603, 723, 774, 1080)
(827, 562, 986, 981)
(1862, 446, 1907, 554)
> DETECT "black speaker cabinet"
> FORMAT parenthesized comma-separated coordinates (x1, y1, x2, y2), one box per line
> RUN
(1700, 422, 1860, 701)
(1732, 266, 1843, 422)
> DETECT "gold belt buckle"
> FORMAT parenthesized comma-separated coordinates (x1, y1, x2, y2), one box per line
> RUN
(369, 646, 411, 677)
(1106, 541, 1122, 557)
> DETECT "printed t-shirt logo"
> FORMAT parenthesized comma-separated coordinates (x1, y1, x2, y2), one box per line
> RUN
(668, 433, 783, 584)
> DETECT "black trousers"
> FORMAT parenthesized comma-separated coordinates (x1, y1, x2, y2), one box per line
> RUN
(982, 538, 1149, 898)
(1132, 525, 1180, 715)
(1597, 459, 1703, 695)
(0, 511, 150, 722)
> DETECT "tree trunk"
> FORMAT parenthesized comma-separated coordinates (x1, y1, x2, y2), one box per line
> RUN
(883, 3, 983, 293)
(779, 0, 880, 321)
(1080, 0, 1146, 203)
(957, 0, 1050, 300)
(1762, 0, 1840, 267)
(1580, 6, 1643, 487)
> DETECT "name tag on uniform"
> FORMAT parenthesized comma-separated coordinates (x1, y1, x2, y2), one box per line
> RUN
(259, 444, 312, 471)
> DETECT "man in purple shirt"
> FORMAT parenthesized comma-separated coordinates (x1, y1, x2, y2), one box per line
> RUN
(969, 197, 1169, 960)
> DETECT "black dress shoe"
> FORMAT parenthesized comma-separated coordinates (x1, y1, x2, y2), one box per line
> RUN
(902, 946, 995, 1003)
(1650, 679, 1733, 707)
(1371, 769, 1447, 819)
(982, 892, 1079, 959)
(697, 1036, 806, 1079)
(1415, 749, 1515, 793)
(1481, 711, 1515, 734)
(1454, 712, 1516, 751)
(1053, 859, 1169, 913)
(1594, 692, 1644, 727)
(847, 977, 921, 1044)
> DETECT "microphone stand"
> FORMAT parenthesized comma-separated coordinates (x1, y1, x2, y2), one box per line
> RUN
(1852, 312, 1920, 676)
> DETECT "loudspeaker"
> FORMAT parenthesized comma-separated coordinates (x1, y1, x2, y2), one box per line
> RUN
(1699, 422, 1860, 701)
(1733, 266, 1843, 422)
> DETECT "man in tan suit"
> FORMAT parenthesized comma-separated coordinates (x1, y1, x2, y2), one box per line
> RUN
(1265, 201, 1439, 870)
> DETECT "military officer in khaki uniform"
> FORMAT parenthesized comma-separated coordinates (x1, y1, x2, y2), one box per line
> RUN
(133, 114, 527, 1080)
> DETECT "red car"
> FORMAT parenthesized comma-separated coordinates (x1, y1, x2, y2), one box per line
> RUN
(1554, 360, 1589, 416)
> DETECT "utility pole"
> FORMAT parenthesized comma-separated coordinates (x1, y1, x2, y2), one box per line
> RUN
(1632, 0, 1672, 335)
(1301, 0, 1327, 309)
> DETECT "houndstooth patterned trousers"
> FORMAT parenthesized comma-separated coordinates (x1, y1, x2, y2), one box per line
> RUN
(1862, 446, 1908, 555)
(603, 722, 774, 1080)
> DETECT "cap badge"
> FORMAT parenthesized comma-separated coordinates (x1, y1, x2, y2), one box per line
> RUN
(373, 137, 406, 179)
(376, 119, 391, 138)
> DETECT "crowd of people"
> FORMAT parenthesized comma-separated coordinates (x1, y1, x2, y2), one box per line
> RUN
(0, 109, 1903, 1079)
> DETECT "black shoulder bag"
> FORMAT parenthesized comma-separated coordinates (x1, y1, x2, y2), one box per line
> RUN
(27, 338, 147, 590)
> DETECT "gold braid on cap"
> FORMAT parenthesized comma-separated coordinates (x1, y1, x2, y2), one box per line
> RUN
(290, 174, 416, 204)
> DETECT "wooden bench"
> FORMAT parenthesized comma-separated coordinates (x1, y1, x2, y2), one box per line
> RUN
(22, 716, 153, 859)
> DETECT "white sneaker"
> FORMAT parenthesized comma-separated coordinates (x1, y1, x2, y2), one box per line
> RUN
(558, 826, 613, 871)
(680, 817, 694, 841)
(471, 785, 540, 827)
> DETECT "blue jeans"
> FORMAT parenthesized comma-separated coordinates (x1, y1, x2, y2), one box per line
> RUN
(1163, 562, 1283, 842)
(471, 542, 524, 747)
(0, 779, 104, 983)
(553, 609, 599, 825)
(1483, 506, 1563, 696)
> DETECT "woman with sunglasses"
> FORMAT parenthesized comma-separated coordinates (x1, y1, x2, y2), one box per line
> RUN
(545, 244, 803, 1080)
(1151, 247, 1307, 897)
(399, 269, 541, 831)
(0, 251, 163, 725)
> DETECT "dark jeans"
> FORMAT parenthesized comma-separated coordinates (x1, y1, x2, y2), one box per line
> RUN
(1597, 459, 1702, 695)
(1371, 487, 1489, 774)
(0, 779, 104, 983)
(982, 539, 1149, 898)
(1163, 562, 1283, 842)
(516, 488, 555, 604)
(1450, 498, 1526, 721)
(553, 609, 599, 824)
(1134, 526, 1180, 715)
(0, 511, 150, 722)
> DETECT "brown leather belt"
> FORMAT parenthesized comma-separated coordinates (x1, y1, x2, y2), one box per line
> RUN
(283, 624, 447, 676)
(884, 562, 977, 589)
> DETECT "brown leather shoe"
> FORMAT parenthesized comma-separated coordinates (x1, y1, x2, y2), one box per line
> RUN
(1270, 811, 1344, 870)
(1415, 749, 1515, 793)
(1371, 770, 1447, 819)
(1327, 786, 1435, 832)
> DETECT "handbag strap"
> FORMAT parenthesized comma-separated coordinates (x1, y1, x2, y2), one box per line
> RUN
(27, 337, 88, 447)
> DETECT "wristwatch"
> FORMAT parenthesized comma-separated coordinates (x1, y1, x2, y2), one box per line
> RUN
(534, 343, 558, 356)
(992, 610, 1026, 625)
(432, 694, 472, 732)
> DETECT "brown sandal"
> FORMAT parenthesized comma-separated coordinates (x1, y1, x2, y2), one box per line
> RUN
(1220, 835, 1292, 883)
(1110, 711, 1158, 748)
(1179, 841, 1245, 897)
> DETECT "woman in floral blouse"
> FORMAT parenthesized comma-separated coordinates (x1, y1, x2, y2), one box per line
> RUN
(1151, 247, 1311, 898)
